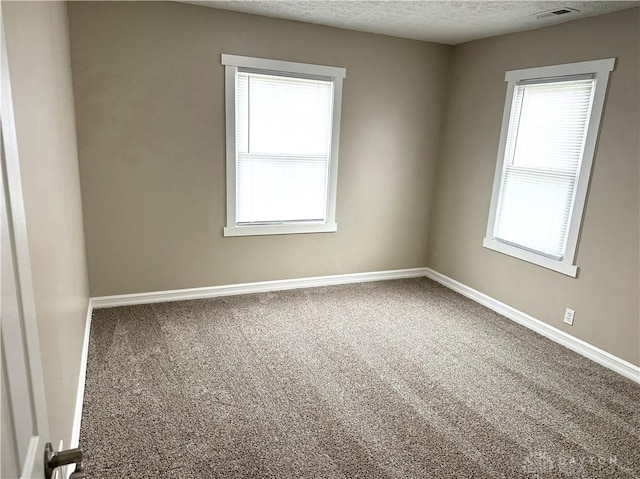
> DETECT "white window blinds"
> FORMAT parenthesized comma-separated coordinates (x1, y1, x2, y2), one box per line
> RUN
(493, 76, 596, 260)
(235, 71, 334, 225)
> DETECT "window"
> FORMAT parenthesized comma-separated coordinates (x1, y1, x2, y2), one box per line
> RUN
(222, 54, 346, 237)
(484, 58, 615, 277)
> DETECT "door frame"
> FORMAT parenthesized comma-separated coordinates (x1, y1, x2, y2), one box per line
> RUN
(1, 3, 51, 477)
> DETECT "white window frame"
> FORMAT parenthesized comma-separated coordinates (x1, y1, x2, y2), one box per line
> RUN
(483, 58, 615, 277)
(222, 54, 346, 237)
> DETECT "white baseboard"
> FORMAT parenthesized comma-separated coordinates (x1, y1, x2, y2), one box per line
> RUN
(424, 268, 640, 384)
(70, 299, 93, 449)
(85, 267, 638, 421)
(91, 268, 431, 308)
(67, 267, 636, 479)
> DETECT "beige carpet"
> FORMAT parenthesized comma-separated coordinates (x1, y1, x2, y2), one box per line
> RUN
(80, 278, 640, 478)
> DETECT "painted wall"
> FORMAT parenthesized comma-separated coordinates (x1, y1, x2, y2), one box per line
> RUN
(67, 1, 451, 296)
(427, 9, 640, 365)
(68, 2, 638, 366)
(3, 1, 90, 447)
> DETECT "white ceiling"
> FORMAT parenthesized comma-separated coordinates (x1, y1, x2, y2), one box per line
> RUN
(180, 1, 639, 45)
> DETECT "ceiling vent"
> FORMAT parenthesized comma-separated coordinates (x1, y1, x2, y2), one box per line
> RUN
(533, 7, 579, 20)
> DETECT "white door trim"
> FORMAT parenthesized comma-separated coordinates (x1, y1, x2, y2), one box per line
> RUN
(1, 4, 51, 477)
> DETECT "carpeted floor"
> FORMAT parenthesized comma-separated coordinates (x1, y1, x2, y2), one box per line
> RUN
(80, 278, 640, 478)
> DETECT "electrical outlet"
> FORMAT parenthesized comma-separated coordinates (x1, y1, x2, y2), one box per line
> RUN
(564, 308, 575, 325)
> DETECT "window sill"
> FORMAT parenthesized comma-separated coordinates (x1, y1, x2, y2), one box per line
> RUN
(224, 223, 338, 237)
(482, 238, 578, 277)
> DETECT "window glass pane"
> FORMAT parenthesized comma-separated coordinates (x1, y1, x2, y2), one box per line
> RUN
(495, 167, 575, 258)
(235, 71, 333, 224)
(236, 154, 328, 224)
(507, 79, 594, 171)
(494, 77, 595, 258)
(240, 72, 333, 156)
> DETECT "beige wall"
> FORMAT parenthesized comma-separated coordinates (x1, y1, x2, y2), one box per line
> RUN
(4, 1, 90, 446)
(428, 9, 640, 365)
(67, 1, 451, 296)
(68, 2, 638, 366)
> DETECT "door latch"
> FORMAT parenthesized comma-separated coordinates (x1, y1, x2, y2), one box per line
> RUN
(44, 442, 85, 479)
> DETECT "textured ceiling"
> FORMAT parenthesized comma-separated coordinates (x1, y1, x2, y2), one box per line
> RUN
(180, 1, 639, 44)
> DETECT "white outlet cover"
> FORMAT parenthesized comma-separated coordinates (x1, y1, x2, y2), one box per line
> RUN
(564, 308, 575, 325)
